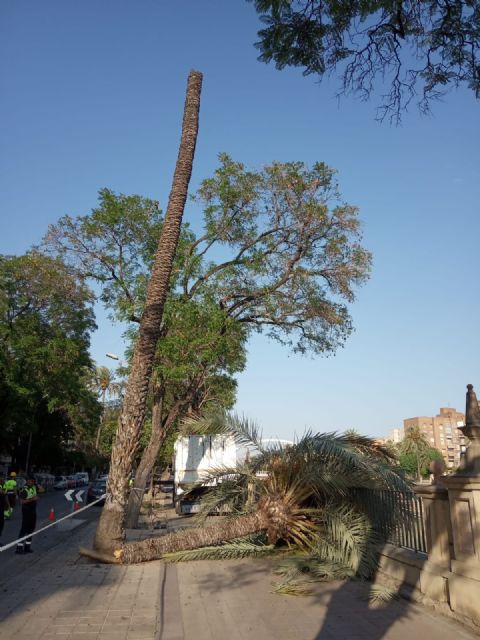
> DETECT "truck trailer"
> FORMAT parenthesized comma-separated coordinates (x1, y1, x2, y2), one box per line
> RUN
(173, 434, 240, 514)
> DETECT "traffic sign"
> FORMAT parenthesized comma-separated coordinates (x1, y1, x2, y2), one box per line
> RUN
(64, 490, 84, 502)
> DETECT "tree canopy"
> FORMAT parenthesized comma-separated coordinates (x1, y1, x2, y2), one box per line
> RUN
(0, 252, 101, 469)
(184, 154, 372, 355)
(250, 0, 480, 121)
(44, 156, 371, 360)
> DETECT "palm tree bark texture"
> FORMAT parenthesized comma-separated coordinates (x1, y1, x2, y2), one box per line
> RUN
(117, 510, 271, 564)
(94, 70, 203, 552)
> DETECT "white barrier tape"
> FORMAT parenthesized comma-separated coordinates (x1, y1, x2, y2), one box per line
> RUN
(0, 494, 106, 553)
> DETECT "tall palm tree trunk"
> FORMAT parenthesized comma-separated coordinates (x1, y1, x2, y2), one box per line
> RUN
(94, 70, 203, 552)
(117, 510, 270, 564)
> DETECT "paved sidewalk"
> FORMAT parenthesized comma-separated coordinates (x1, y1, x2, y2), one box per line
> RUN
(175, 559, 480, 639)
(1, 520, 479, 640)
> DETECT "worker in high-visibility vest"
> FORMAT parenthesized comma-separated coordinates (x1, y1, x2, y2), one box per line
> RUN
(0, 483, 10, 542)
(15, 477, 38, 554)
(4, 472, 17, 510)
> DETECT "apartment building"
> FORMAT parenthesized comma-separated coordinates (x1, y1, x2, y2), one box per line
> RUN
(387, 428, 404, 444)
(403, 407, 466, 469)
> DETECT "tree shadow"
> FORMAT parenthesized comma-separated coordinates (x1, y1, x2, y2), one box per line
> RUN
(311, 486, 433, 639)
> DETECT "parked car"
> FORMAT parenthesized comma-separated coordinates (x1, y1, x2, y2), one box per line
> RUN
(96, 474, 109, 482)
(74, 472, 89, 486)
(87, 480, 107, 506)
(54, 475, 69, 490)
(66, 475, 78, 489)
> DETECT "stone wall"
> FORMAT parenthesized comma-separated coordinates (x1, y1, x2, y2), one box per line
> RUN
(374, 480, 480, 632)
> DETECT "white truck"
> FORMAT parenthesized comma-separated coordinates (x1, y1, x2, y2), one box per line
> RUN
(173, 434, 240, 514)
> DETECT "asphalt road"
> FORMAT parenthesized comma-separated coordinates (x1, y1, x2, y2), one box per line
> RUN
(0, 487, 102, 582)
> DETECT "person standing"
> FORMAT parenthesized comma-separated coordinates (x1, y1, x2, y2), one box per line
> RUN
(4, 472, 17, 510)
(15, 476, 38, 554)
(0, 484, 10, 542)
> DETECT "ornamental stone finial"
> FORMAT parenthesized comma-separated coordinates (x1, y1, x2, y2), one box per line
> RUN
(456, 384, 480, 475)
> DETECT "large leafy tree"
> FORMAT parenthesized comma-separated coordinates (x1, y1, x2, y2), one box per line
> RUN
(44, 153, 371, 539)
(250, 0, 480, 121)
(0, 252, 100, 469)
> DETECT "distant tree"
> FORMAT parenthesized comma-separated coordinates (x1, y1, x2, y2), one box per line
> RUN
(92, 366, 123, 451)
(398, 425, 433, 480)
(250, 0, 480, 122)
(398, 447, 444, 478)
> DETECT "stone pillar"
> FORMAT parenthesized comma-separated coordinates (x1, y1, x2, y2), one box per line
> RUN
(414, 485, 451, 569)
(443, 384, 480, 627)
(413, 484, 451, 602)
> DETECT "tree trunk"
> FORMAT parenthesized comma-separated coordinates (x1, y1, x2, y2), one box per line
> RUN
(124, 379, 201, 529)
(116, 510, 269, 564)
(124, 382, 166, 529)
(94, 70, 203, 552)
(95, 389, 106, 451)
(415, 444, 421, 482)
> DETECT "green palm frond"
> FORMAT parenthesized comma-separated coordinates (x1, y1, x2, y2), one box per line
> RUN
(180, 409, 262, 449)
(163, 538, 277, 563)
(179, 408, 228, 436)
(313, 503, 379, 579)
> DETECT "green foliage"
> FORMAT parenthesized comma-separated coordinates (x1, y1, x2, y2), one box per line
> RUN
(43, 189, 176, 323)
(178, 414, 409, 594)
(250, 0, 480, 121)
(398, 446, 444, 478)
(41, 159, 371, 464)
(0, 252, 101, 465)
(186, 154, 372, 355)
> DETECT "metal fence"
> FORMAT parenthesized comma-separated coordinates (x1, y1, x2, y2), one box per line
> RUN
(355, 488, 427, 554)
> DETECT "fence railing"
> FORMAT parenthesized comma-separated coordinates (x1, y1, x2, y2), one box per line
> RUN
(354, 488, 427, 554)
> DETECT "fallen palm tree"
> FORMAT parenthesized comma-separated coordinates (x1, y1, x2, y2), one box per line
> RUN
(105, 415, 408, 590)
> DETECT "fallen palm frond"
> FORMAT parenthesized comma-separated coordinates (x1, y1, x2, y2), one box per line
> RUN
(273, 579, 316, 596)
(163, 538, 277, 563)
(314, 503, 380, 579)
(366, 584, 399, 603)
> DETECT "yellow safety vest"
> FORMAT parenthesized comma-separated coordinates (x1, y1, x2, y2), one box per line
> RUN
(4, 479, 16, 492)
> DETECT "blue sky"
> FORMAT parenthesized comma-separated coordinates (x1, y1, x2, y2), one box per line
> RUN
(1, 1, 479, 440)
